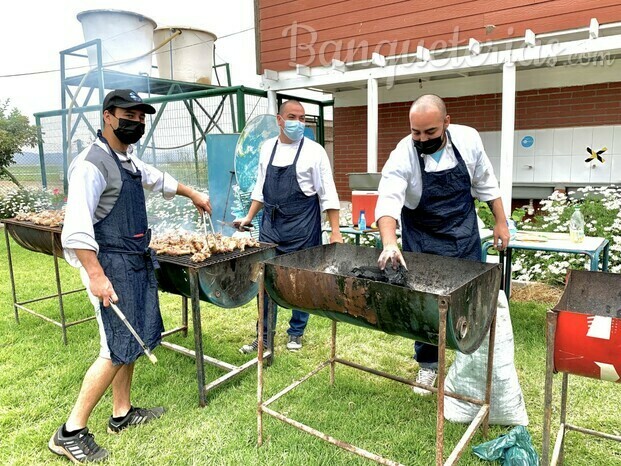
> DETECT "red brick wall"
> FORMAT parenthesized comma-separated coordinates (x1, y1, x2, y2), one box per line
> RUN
(333, 82, 621, 200)
(257, 0, 621, 72)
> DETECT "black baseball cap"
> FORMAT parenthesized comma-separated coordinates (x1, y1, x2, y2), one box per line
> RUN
(103, 89, 156, 114)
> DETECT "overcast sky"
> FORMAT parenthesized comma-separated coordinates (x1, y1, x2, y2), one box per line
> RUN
(0, 0, 263, 120)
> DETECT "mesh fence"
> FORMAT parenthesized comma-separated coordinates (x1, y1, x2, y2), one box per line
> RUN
(3, 92, 269, 194)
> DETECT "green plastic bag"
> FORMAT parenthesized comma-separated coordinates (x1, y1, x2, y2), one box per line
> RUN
(472, 426, 539, 465)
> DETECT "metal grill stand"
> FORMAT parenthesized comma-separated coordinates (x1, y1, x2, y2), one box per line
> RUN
(541, 270, 621, 465)
(156, 244, 276, 407)
(2, 220, 92, 344)
(257, 261, 497, 466)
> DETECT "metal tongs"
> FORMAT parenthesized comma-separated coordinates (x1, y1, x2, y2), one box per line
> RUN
(218, 220, 253, 232)
(202, 211, 216, 236)
(109, 302, 158, 364)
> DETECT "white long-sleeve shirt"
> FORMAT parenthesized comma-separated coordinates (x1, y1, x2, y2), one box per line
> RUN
(61, 139, 178, 268)
(251, 136, 340, 212)
(375, 124, 501, 225)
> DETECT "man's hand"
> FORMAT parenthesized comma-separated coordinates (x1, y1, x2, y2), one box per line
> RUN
(89, 272, 118, 307)
(233, 215, 253, 232)
(329, 230, 343, 244)
(378, 244, 407, 270)
(190, 190, 212, 215)
(493, 221, 511, 251)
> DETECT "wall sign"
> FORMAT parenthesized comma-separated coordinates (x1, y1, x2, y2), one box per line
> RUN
(521, 135, 534, 148)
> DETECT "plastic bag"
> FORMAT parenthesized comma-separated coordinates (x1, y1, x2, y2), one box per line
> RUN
(444, 291, 529, 425)
(472, 426, 539, 465)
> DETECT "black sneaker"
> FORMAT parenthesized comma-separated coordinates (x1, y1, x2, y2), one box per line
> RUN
(107, 406, 165, 434)
(48, 425, 108, 463)
(286, 335, 303, 351)
(239, 338, 258, 354)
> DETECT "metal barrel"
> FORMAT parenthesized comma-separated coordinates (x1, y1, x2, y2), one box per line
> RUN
(552, 269, 621, 382)
(156, 244, 277, 308)
(263, 243, 501, 354)
(5, 222, 64, 257)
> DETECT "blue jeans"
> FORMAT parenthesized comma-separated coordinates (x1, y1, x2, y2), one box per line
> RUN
(257, 292, 309, 342)
(414, 342, 438, 370)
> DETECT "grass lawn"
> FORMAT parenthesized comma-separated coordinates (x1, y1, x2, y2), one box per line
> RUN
(0, 232, 619, 465)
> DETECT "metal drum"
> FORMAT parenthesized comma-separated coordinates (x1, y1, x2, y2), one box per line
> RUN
(263, 243, 501, 354)
(156, 243, 277, 308)
(4, 220, 64, 257)
(553, 269, 621, 382)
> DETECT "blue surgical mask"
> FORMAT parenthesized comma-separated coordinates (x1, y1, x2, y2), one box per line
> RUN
(282, 120, 305, 142)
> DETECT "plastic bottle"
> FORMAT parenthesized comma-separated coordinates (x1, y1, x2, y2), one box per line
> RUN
(507, 219, 518, 241)
(358, 210, 367, 231)
(569, 205, 585, 243)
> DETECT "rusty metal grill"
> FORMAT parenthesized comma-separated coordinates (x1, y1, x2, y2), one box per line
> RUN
(155, 242, 276, 269)
(1, 218, 63, 233)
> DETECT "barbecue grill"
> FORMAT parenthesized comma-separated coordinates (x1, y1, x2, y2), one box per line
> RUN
(257, 243, 502, 466)
(156, 242, 276, 308)
(1, 218, 92, 344)
(542, 269, 621, 465)
(156, 242, 277, 406)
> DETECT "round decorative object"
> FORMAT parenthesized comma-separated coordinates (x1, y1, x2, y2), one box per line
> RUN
(234, 114, 280, 194)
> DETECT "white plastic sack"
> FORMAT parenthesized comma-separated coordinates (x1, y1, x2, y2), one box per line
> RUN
(444, 291, 529, 426)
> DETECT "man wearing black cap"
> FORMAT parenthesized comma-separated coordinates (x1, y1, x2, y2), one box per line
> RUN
(49, 89, 212, 463)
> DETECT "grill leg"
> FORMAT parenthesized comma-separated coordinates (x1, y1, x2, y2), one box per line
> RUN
(5, 227, 19, 324)
(257, 267, 265, 446)
(436, 298, 448, 466)
(330, 321, 337, 386)
(189, 269, 206, 407)
(182, 296, 188, 337)
(52, 232, 68, 345)
(542, 310, 558, 465)
(557, 372, 569, 465)
(266, 294, 275, 367)
(483, 305, 497, 437)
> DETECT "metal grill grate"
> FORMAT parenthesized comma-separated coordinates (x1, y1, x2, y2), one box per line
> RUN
(155, 242, 277, 269)
(1, 218, 62, 233)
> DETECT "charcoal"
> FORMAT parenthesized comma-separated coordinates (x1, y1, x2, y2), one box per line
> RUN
(350, 265, 408, 287)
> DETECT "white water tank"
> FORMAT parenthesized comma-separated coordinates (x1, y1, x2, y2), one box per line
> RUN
(77, 9, 157, 76)
(153, 27, 217, 84)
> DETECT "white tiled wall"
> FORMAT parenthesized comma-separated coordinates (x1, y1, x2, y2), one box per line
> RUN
(480, 125, 621, 185)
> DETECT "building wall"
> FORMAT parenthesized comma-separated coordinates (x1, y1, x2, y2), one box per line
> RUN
(257, 0, 621, 72)
(333, 82, 621, 200)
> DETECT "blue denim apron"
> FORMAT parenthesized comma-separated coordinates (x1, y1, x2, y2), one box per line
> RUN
(95, 133, 163, 365)
(259, 138, 322, 253)
(401, 131, 481, 365)
(258, 138, 321, 337)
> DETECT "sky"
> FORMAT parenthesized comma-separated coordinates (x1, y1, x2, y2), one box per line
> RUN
(0, 0, 265, 120)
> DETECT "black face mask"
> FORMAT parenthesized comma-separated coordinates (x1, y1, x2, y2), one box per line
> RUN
(413, 132, 444, 155)
(111, 115, 145, 144)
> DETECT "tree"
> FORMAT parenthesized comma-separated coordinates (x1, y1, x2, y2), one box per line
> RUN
(0, 100, 39, 187)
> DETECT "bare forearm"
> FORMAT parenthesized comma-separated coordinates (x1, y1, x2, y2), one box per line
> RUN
(177, 182, 212, 214)
(176, 182, 194, 198)
(246, 200, 264, 220)
(487, 198, 507, 226)
(378, 216, 398, 247)
(75, 249, 104, 280)
(326, 209, 339, 231)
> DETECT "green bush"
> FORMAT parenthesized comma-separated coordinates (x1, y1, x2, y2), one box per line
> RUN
(0, 186, 59, 219)
(514, 186, 621, 283)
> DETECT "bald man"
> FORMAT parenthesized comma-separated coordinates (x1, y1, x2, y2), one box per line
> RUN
(375, 94, 509, 395)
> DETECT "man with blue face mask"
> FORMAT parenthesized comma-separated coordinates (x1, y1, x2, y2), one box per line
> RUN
(375, 94, 510, 395)
(236, 100, 343, 353)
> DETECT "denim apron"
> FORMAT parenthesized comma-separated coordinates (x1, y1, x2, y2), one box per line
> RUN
(258, 138, 321, 337)
(401, 131, 481, 364)
(95, 133, 163, 365)
(259, 138, 322, 253)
